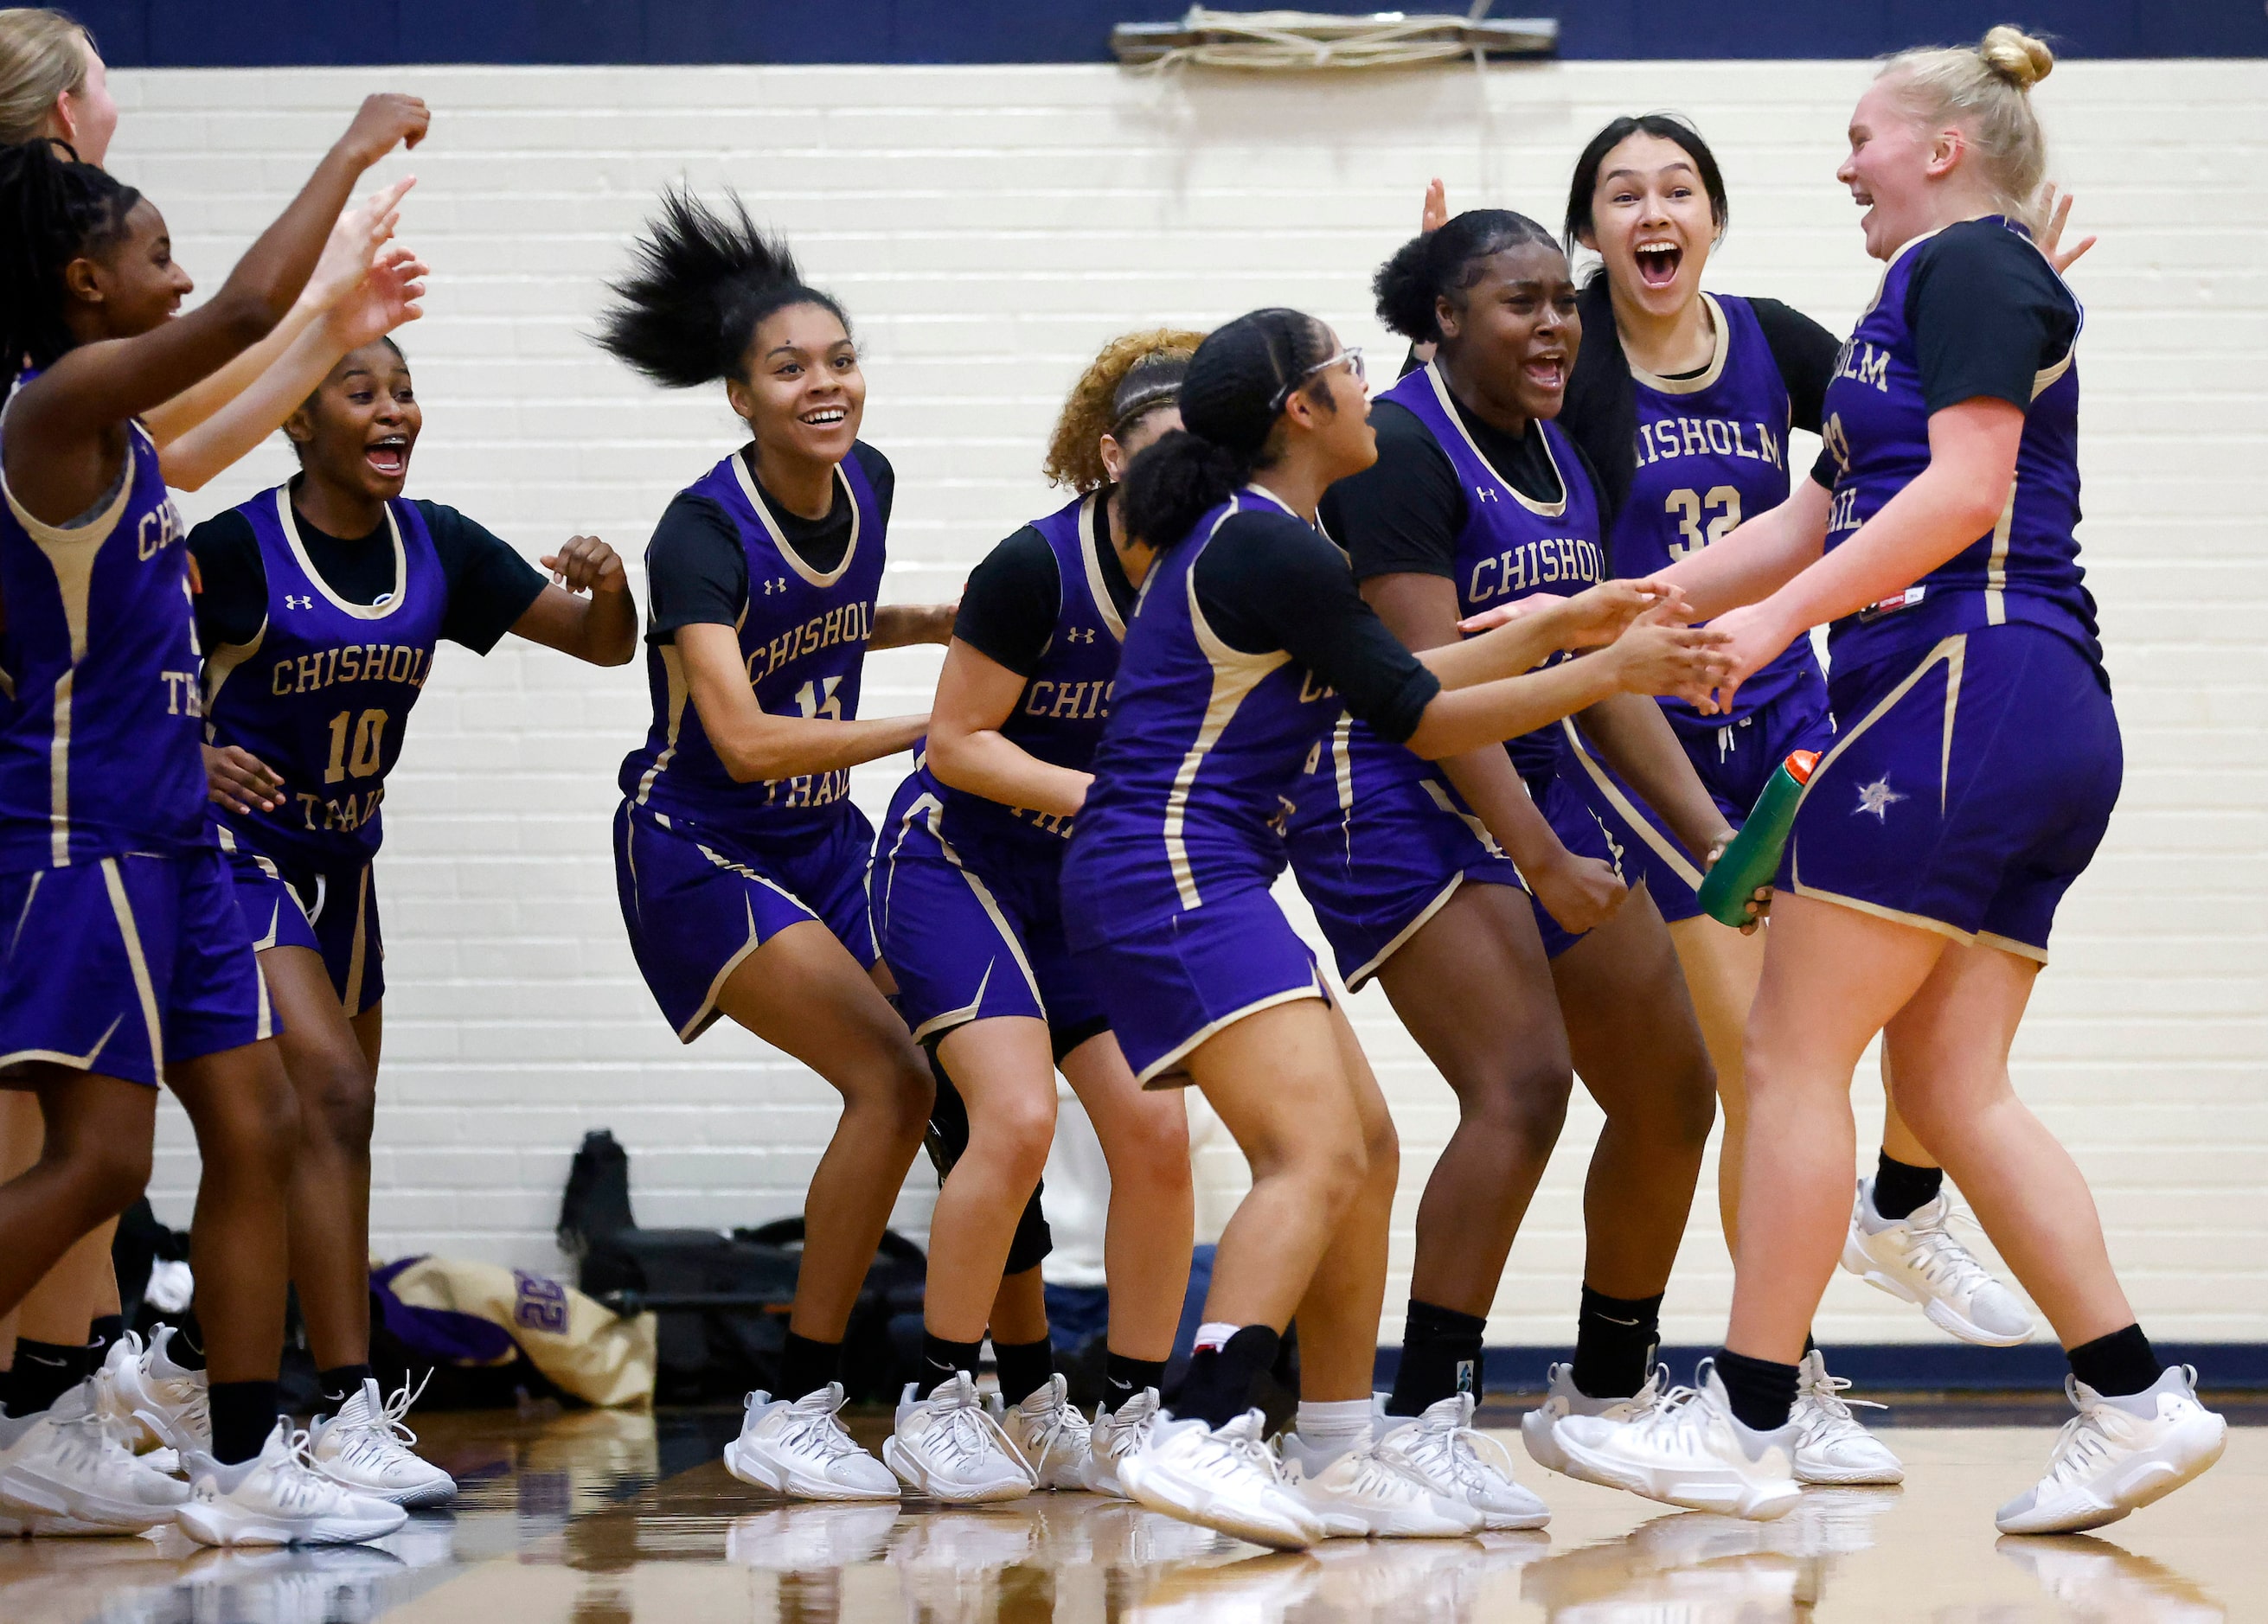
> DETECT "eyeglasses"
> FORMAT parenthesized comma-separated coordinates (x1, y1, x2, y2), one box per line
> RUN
(1270, 347, 1365, 412)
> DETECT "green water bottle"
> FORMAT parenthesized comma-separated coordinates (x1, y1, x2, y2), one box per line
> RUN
(1696, 749, 1821, 927)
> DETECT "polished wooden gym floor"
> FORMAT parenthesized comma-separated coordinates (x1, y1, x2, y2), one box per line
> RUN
(4, 1399, 2259, 1622)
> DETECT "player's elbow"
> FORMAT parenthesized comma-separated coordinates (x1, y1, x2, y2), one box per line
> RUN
(205, 284, 286, 349)
(923, 727, 978, 793)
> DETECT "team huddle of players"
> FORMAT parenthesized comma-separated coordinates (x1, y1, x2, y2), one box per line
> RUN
(0, 7, 2228, 1554)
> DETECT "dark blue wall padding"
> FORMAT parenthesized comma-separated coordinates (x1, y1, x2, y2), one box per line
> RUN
(48, 0, 2268, 67)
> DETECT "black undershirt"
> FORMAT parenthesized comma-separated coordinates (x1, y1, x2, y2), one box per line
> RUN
(1320, 391, 1602, 585)
(1190, 508, 1440, 745)
(645, 441, 894, 643)
(1808, 221, 2079, 489)
(953, 491, 1137, 678)
(187, 492, 548, 655)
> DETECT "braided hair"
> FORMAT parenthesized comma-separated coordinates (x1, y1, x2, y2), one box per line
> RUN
(1119, 308, 1334, 551)
(594, 187, 849, 388)
(0, 137, 140, 387)
(1373, 208, 1560, 344)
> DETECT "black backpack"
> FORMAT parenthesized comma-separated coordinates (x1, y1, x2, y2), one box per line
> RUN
(561, 1129, 926, 1403)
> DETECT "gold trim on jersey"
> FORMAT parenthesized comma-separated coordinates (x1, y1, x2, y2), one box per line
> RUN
(1346, 871, 1464, 992)
(631, 647, 691, 809)
(731, 447, 860, 590)
(342, 866, 373, 1018)
(276, 486, 409, 623)
(1558, 717, 1706, 891)
(1077, 491, 1128, 643)
(879, 790, 1045, 1039)
(1627, 292, 1733, 396)
(1135, 975, 1326, 1089)
(1420, 362, 1568, 518)
(1163, 501, 1293, 912)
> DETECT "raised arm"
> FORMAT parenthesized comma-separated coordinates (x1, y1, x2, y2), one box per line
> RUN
(12, 96, 427, 455)
(924, 640, 1090, 822)
(160, 244, 426, 491)
(676, 623, 927, 784)
(144, 176, 415, 450)
(509, 535, 640, 667)
(1651, 474, 1834, 623)
(871, 602, 956, 650)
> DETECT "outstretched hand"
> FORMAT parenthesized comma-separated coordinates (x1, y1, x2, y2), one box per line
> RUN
(1602, 599, 1734, 708)
(336, 93, 430, 169)
(1547, 579, 1688, 649)
(2038, 184, 2097, 275)
(303, 177, 415, 314)
(1693, 598, 1801, 716)
(326, 244, 427, 350)
(1419, 176, 1449, 234)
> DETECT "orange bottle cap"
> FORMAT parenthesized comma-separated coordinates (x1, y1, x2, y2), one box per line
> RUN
(1785, 749, 1821, 784)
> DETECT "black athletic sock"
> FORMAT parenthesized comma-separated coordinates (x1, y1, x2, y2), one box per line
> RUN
(2066, 1324, 2162, 1399)
(779, 1332, 842, 1400)
(170, 1321, 208, 1374)
(208, 1379, 280, 1467)
(86, 1314, 125, 1371)
(1167, 1326, 1279, 1429)
(1572, 1288, 1663, 1401)
(1104, 1352, 1167, 1408)
(318, 1363, 375, 1411)
(993, 1336, 1055, 1407)
(1714, 1348, 1800, 1433)
(1872, 1153, 1944, 1220)
(1387, 1300, 1486, 1416)
(919, 1332, 982, 1391)
(5, 1338, 86, 1417)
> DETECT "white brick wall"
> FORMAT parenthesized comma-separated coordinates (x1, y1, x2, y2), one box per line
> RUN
(112, 58, 2267, 1346)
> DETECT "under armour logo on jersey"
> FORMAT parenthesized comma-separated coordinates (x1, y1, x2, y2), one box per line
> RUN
(1854, 778, 1907, 821)
(285, 594, 314, 610)
(761, 578, 788, 596)
(1474, 485, 1500, 503)
(1065, 628, 1097, 644)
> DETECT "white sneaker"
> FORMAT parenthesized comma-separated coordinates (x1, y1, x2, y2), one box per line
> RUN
(1372, 1392, 1548, 1531)
(1085, 1386, 1161, 1499)
(1278, 1429, 1483, 1538)
(1842, 1180, 2034, 1346)
(1995, 1366, 2226, 1535)
(1554, 1362, 1803, 1521)
(308, 1377, 458, 1507)
(110, 1324, 210, 1455)
(0, 1382, 188, 1532)
(1118, 1410, 1321, 1551)
(1791, 1351, 1904, 1485)
(88, 1332, 163, 1454)
(722, 1383, 899, 1501)
(881, 1372, 1035, 1502)
(1520, 1361, 1669, 1487)
(176, 1421, 409, 1546)
(991, 1374, 1092, 1491)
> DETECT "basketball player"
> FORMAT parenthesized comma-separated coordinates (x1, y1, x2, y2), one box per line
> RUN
(872, 333, 1203, 1502)
(0, 98, 427, 1545)
(1278, 208, 1728, 1522)
(1543, 28, 2227, 1532)
(596, 190, 951, 1499)
(147, 335, 637, 1508)
(1060, 307, 1733, 1548)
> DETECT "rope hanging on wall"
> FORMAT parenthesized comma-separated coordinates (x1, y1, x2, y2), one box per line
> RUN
(1112, 8, 1559, 72)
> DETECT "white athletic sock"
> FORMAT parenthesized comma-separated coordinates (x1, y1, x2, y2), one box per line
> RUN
(1191, 1321, 1240, 1355)
(1295, 1397, 1375, 1463)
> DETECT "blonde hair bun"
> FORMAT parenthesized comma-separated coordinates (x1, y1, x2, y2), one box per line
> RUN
(1978, 25, 2053, 90)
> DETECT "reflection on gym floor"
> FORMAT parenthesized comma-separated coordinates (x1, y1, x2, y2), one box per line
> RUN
(0, 1408, 2252, 1622)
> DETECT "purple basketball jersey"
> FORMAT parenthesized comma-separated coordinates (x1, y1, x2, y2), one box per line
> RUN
(1062, 488, 1346, 950)
(1616, 292, 1819, 720)
(920, 490, 1125, 857)
(1817, 218, 2095, 672)
(0, 382, 204, 869)
(620, 446, 888, 841)
(201, 484, 448, 869)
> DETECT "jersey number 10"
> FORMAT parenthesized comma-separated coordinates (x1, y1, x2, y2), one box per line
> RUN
(323, 707, 389, 783)
(1665, 486, 1740, 559)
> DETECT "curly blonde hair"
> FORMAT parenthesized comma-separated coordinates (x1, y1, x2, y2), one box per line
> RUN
(1042, 327, 1208, 492)
(1880, 24, 2056, 226)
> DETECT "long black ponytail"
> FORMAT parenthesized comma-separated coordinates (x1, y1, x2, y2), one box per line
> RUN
(0, 137, 141, 388)
(594, 187, 849, 388)
(1120, 308, 1333, 551)
(1560, 113, 1729, 522)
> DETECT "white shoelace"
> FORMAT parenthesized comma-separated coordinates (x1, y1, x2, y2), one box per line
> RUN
(329, 1373, 432, 1469)
(263, 1429, 356, 1517)
(775, 1389, 872, 1466)
(1015, 1391, 1086, 1472)
(1619, 1383, 1714, 1453)
(1386, 1396, 1517, 1496)
(1208, 1414, 1289, 1485)
(1329, 1440, 1433, 1505)
(920, 1386, 1034, 1483)
(1896, 1205, 2002, 1300)
(1798, 1367, 1887, 1433)
(1099, 1390, 1160, 1459)
(2040, 1400, 2119, 1488)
